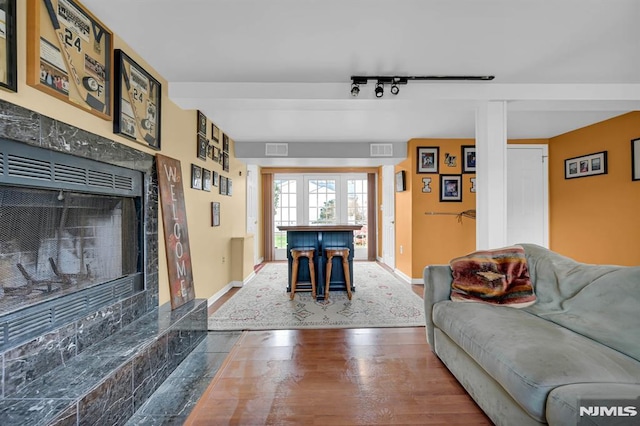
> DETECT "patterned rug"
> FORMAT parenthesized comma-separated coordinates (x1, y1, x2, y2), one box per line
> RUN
(208, 262, 425, 330)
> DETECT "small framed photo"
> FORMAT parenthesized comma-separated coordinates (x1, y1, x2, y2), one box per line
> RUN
(197, 110, 207, 135)
(211, 123, 220, 143)
(564, 151, 607, 179)
(202, 169, 211, 191)
(113, 50, 161, 149)
(227, 178, 233, 196)
(211, 202, 220, 227)
(440, 174, 462, 202)
(197, 134, 208, 160)
(461, 145, 476, 173)
(222, 152, 229, 172)
(222, 133, 230, 153)
(219, 175, 228, 195)
(632, 138, 640, 181)
(212, 170, 219, 186)
(0, 0, 17, 92)
(211, 146, 220, 162)
(191, 164, 202, 190)
(417, 147, 439, 174)
(395, 170, 406, 192)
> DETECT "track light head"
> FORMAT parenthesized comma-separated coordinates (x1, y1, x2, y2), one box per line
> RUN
(374, 83, 384, 98)
(350, 83, 360, 97)
(390, 84, 400, 95)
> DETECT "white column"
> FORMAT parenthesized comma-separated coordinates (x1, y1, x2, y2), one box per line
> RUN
(475, 101, 508, 250)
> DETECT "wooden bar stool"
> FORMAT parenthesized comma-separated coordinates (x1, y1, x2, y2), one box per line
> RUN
(290, 247, 316, 300)
(324, 247, 352, 300)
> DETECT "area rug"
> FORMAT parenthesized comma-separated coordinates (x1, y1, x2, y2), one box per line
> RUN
(208, 262, 425, 330)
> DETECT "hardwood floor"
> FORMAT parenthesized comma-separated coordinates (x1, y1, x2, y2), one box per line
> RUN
(188, 272, 492, 425)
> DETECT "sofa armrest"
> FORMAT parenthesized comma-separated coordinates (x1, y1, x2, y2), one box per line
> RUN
(423, 264, 452, 352)
(547, 383, 640, 425)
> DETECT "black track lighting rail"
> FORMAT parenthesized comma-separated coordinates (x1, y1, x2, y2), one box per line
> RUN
(350, 74, 494, 97)
(351, 75, 495, 84)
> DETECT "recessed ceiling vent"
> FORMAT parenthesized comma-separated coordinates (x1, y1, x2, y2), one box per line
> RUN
(370, 143, 393, 157)
(265, 143, 288, 157)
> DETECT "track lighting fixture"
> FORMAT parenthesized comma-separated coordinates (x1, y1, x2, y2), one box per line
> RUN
(349, 74, 494, 97)
(374, 83, 384, 98)
(350, 83, 360, 97)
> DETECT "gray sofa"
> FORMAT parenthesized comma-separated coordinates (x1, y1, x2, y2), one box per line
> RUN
(423, 243, 640, 426)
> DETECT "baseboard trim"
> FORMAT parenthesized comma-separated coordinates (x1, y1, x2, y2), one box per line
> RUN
(208, 282, 234, 307)
(392, 268, 423, 285)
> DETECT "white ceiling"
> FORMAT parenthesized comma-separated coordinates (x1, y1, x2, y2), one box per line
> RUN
(83, 0, 640, 162)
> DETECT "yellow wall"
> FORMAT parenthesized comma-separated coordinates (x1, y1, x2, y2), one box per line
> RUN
(549, 112, 640, 265)
(2, 1, 247, 306)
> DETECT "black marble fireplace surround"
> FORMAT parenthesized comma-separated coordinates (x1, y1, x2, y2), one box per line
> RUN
(0, 99, 207, 425)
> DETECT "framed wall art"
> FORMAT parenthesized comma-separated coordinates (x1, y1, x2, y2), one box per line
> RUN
(211, 202, 220, 227)
(222, 133, 229, 153)
(222, 152, 229, 172)
(227, 178, 233, 196)
(197, 134, 208, 160)
(219, 175, 227, 195)
(202, 169, 211, 191)
(632, 138, 640, 181)
(417, 147, 439, 173)
(0, 0, 17, 92)
(191, 164, 202, 189)
(27, 0, 112, 119)
(564, 151, 607, 179)
(113, 49, 161, 149)
(212, 170, 219, 186)
(211, 123, 220, 143)
(395, 170, 406, 192)
(461, 145, 476, 173)
(197, 110, 207, 135)
(440, 174, 462, 202)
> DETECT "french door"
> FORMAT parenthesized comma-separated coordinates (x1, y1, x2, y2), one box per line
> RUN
(273, 173, 368, 260)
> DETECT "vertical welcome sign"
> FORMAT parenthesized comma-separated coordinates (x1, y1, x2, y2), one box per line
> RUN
(156, 154, 196, 309)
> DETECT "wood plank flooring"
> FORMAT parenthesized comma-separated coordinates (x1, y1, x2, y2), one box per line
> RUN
(186, 271, 492, 425)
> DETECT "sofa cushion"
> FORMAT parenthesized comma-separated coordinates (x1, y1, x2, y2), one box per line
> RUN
(449, 245, 536, 308)
(433, 301, 640, 422)
(521, 244, 640, 362)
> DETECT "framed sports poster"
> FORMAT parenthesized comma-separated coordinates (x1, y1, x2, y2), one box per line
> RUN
(0, 0, 17, 92)
(113, 49, 161, 149)
(26, 0, 112, 119)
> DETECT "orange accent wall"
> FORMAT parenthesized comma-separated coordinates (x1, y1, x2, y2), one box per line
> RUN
(549, 112, 640, 266)
(394, 157, 413, 275)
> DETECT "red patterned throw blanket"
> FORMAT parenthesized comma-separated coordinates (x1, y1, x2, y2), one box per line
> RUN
(449, 245, 537, 308)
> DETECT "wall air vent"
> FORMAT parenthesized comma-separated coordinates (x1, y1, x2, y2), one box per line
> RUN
(265, 143, 288, 157)
(370, 143, 393, 157)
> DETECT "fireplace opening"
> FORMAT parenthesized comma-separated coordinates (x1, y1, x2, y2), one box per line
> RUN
(0, 186, 141, 315)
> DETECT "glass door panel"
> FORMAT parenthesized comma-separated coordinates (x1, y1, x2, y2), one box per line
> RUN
(273, 177, 300, 260)
(307, 178, 337, 225)
(347, 178, 368, 259)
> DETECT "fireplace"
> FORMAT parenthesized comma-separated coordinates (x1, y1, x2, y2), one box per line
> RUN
(0, 186, 140, 315)
(0, 133, 149, 351)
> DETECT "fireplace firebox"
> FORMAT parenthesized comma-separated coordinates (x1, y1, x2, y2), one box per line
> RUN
(0, 139, 144, 349)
